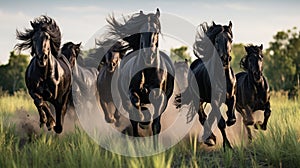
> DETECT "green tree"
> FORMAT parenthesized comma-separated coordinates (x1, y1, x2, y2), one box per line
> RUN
(170, 46, 192, 63)
(264, 27, 300, 93)
(0, 51, 29, 94)
(231, 43, 246, 73)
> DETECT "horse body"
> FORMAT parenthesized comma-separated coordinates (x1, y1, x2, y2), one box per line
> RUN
(97, 41, 128, 126)
(235, 44, 271, 141)
(175, 21, 236, 149)
(16, 16, 72, 133)
(106, 9, 174, 147)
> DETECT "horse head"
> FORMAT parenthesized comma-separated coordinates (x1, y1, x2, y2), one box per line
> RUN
(214, 21, 233, 67)
(137, 8, 161, 65)
(16, 15, 61, 67)
(244, 44, 264, 83)
(61, 42, 81, 69)
(104, 41, 127, 72)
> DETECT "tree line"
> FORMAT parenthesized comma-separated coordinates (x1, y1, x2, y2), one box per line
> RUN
(1, 27, 299, 98)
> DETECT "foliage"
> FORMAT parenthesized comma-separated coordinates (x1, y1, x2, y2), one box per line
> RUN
(170, 46, 192, 63)
(264, 27, 300, 93)
(231, 43, 246, 73)
(0, 51, 29, 95)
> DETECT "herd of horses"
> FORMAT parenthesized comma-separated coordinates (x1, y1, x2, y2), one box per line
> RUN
(15, 9, 271, 150)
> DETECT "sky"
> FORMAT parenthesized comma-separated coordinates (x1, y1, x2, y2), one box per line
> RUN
(0, 0, 299, 64)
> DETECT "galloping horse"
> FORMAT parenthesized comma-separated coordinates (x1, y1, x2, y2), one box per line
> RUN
(97, 41, 129, 126)
(107, 9, 174, 147)
(174, 21, 236, 149)
(236, 44, 271, 141)
(15, 16, 72, 133)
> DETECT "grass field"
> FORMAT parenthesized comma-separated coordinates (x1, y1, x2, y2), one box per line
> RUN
(0, 91, 299, 167)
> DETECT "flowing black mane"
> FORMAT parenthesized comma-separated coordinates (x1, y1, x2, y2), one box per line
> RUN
(193, 21, 233, 59)
(105, 9, 161, 50)
(240, 45, 263, 71)
(15, 15, 61, 57)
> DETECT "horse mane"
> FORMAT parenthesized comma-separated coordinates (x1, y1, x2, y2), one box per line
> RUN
(193, 22, 232, 59)
(15, 15, 61, 57)
(61, 42, 81, 59)
(105, 9, 161, 49)
(240, 44, 263, 71)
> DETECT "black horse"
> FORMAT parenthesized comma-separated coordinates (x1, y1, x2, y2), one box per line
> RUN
(61, 42, 81, 69)
(107, 9, 174, 147)
(15, 16, 72, 133)
(97, 40, 129, 126)
(174, 21, 236, 149)
(236, 44, 271, 141)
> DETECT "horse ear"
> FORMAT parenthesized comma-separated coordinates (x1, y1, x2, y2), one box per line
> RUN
(260, 44, 263, 50)
(228, 21, 232, 29)
(30, 21, 35, 29)
(156, 8, 160, 18)
(212, 21, 216, 26)
(76, 42, 82, 48)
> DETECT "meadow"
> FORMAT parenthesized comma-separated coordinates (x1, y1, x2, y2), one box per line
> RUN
(0, 91, 299, 167)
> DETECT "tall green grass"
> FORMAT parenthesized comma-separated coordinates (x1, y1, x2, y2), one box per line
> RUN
(0, 91, 299, 167)
(0, 91, 35, 114)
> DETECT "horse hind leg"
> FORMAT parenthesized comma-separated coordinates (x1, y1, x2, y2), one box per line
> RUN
(254, 101, 271, 130)
(225, 95, 237, 126)
(198, 102, 207, 125)
(218, 116, 232, 150)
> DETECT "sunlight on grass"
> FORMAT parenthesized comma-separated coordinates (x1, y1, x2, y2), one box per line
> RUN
(0, 92, 299, 167)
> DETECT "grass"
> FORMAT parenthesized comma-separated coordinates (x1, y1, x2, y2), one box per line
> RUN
(0, 91, 299, 167)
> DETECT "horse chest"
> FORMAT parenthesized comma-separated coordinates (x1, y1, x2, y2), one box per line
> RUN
(130, 69, 166, 95)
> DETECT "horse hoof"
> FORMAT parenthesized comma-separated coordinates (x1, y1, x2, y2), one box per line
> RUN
(254, 121, 266, 130)
(46, 120, 55, 131)
(139, 122, 150, 129)
(204, 138, 216, 146)
(226, 118, 236, 126)
(54, 125, 63, 134)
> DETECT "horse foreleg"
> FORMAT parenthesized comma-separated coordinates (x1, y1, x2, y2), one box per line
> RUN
(101, 101, 115, 123)
(255, 101, 271, 130)
(54, 91, 70, 134)
(30, 92, 47, 127)
(41, 103, 55, 130)
(130, 118, 139, 137)
(202, 102, 219, 147)
(152, 116, 162, 149)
